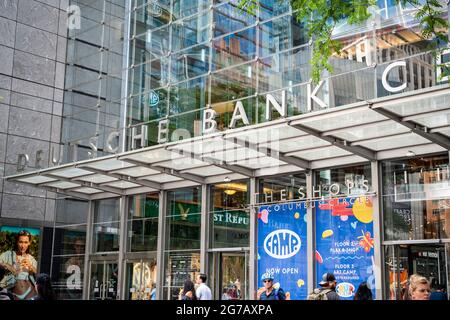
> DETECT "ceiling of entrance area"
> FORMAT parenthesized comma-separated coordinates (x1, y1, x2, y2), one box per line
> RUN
(6, 86, 450, 200)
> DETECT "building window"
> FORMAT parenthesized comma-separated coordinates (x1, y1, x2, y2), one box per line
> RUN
(382, 154, 450, 241)
(163, 187, 201, 299)
(92, 199, 120, 253)
(210, 181, 249, 248)
(314, 164, 372, 198)
(128, 193, 159, 252)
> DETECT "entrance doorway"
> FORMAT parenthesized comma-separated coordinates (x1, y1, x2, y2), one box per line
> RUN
(124, 258, 157, 300)
(89, 259, 118, 300)
(209, 251, 249, 300)
(385, 243, 450, 299)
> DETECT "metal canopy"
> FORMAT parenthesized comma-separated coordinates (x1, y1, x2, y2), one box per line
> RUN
(6, 85, 450, 200)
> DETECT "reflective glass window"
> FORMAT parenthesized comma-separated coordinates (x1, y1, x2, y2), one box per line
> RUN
(210, 181, 249, 248)
(93, 199, 120, 253)
(166, 187, 202, 250)
(128, 193, 159, 252)
(212, 27, 257, 71)
(382, 154, 450, 241)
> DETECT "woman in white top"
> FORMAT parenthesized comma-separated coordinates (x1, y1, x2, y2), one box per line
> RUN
(0, 230, 38, 300)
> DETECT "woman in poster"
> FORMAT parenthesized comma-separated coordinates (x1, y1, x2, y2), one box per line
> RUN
(0, 230, 38, 300)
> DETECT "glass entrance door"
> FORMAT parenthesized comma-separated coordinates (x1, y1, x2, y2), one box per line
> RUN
(125, 258, 157, 300)
(385, 243, 450, 300)
(210, 251, 248, 300)
(89, 260, 118, 300)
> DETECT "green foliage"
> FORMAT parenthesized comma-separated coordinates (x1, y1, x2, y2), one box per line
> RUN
(239, 0, 450, 83)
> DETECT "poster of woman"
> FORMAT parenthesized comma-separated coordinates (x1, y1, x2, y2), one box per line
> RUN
(0, 226, 40, 300)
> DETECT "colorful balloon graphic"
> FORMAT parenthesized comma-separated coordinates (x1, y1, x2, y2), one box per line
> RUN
(259, 209, 269, 224)
(322, 229, 333, 239)
(352, 196, 373, 224)
(315, 250, 323, 264)
(358, 231, 375, 253)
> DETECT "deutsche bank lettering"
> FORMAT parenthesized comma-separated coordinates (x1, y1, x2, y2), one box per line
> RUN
(148, 90, 159, 107)
(258, 203, 308, 299)
(263, 229, 301, 259)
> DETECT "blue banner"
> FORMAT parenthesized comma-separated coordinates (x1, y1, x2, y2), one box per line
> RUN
(315, 196, 376, 300)
(257, 202, 308, 300)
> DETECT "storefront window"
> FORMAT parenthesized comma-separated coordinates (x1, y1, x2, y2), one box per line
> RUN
(52, 256, 85, 300)
(93, 199, 120, 253)
(314, 165, 376, 300)
(128, 193, 159, 252)
(382, 154, 450, 241)
(164, 187, 202, 299)
(210, 181, 249, 248)
(125, 256, 158, 300)
(315, 164, 372, 198)
(166, 187, 201, 250)
(384, 243, 450, 300)
(52, 198, 89, 299)
(163, 251, 200, 300)
(259, 173, 307, 204)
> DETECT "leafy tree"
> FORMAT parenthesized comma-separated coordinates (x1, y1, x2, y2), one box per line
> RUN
(239, 0, 450, 83)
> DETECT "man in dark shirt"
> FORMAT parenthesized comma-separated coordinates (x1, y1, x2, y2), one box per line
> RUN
(430, 284, 448, 300)
(257, 272, 286, 300)
(308, 272, 340, 300)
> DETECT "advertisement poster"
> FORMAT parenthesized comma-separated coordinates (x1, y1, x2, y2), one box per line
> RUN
(257, 202, 308, 300)
(315, 196, 376, 300)
(0, 226, 40, 299)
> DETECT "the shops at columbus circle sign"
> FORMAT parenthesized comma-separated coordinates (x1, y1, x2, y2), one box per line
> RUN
(17, 61, 407, 171)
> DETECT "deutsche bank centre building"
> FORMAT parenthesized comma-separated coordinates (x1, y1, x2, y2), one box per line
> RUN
(1, 0, 450, 300)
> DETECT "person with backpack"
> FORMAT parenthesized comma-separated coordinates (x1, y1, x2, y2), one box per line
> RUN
(257, 272, 286, 300)
(307, 272, 340, 300)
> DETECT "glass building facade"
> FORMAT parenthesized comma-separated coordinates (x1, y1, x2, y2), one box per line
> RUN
(4, 0, 450, 300)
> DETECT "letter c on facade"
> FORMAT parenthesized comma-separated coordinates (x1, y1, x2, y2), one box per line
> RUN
(382, 61, 407, 93)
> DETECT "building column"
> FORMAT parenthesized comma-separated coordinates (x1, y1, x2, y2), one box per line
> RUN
(306, 171, 314, 295)
(249, 177, 257, 299)
(82, 200, 94, 300)
(156, 190, 167, 300)
(371, 161, 384, 300)
(117, 196, 128, 300)
(120, 0, 132, 152)
(200, 184, 210, 274)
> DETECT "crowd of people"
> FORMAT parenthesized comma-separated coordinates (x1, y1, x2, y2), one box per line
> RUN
(0, 230, 447, 301)
(178, 273, 212, 300)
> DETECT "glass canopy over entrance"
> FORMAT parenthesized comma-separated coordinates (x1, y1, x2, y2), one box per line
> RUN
(6, 86, 450, 200)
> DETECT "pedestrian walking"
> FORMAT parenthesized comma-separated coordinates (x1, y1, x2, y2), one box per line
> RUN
(354, 281, 373, 300)
(257, 272, 286, 300)
(195, 273, 212, 300)
(409, 275, 430, 300)
(430, 283, 448, 300)
(32, 273, 55, 300)
(307, 272, 340, 300)
(180, 279, 197, 300)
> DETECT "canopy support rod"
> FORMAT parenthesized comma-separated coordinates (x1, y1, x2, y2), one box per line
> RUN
(41, 173, 126, 196)
(225, 136, 311, 169)
(118, 158, 205, 184)
(370, 105, 450, 150)
(288, 122, 377, 160)
(168, 147, 255, 177)
(36, 184, 92, 200)
(77, 166, 162, 190)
